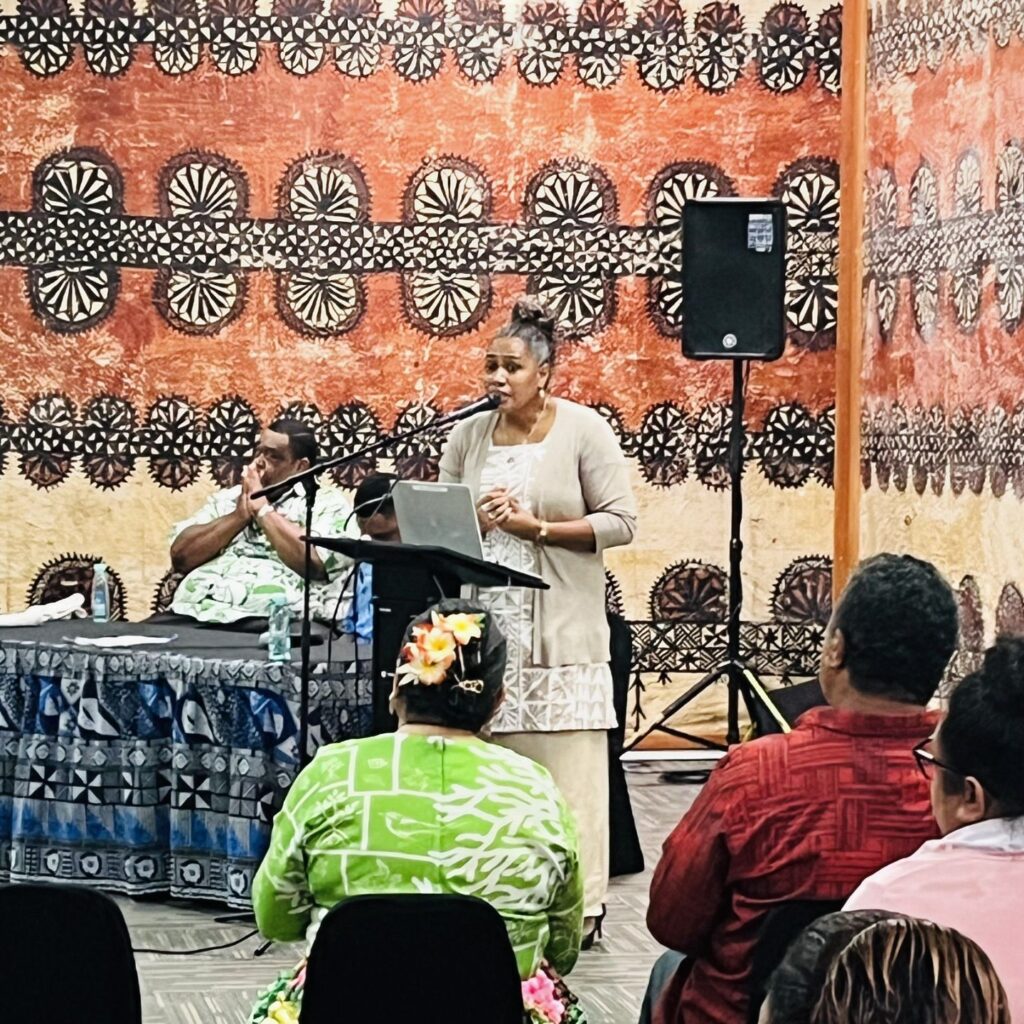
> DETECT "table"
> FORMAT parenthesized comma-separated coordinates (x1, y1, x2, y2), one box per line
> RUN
(0, 621, 373, 907)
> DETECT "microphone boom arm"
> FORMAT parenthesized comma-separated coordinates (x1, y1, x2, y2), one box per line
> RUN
(251, 394, 498, 500)
(251, 391, 498, 768)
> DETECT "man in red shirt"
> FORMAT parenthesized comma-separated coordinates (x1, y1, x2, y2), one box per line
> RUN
(645, 553, 959, 1024)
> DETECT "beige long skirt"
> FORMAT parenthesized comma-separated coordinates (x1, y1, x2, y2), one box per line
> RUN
(494, 730, 609, 918)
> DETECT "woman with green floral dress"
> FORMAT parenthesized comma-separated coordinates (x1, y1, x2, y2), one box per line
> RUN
(250, 599, 587, 1024)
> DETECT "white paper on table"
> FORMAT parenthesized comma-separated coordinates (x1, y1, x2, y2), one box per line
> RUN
(0, 594, 86, 627)
(67, 634, 178, 648)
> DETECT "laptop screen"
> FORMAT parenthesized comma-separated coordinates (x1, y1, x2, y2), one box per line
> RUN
(390, 481, 484, 561)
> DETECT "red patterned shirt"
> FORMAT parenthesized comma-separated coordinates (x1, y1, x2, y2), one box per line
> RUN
(648, 706, 941, 1024)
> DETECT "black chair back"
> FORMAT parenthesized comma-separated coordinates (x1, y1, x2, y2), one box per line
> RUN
(301, 893, 524, 1024)
(0, 882, 142, 1024)
(746, 897, 845, 1023)
(750, 679, 827, 736)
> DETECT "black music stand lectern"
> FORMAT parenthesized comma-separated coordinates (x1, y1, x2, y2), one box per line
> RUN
(308, 538, 548, 733)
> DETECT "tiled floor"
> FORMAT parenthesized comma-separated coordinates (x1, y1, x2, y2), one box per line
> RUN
(121, 767, 700, 1024)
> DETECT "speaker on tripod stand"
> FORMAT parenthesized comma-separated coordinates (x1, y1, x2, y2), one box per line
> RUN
(626, 197, 790, 753)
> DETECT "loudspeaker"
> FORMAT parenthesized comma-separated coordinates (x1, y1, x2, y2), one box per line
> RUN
(681, 198, 787, 361)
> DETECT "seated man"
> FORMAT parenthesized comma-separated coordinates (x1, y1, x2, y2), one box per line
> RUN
(341, 472, 400, 643)
(644, 553, 960, 1024)
(169, 418, 353, 625)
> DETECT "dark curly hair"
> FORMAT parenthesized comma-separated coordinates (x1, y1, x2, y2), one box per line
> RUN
(498, 296, 558, 367)
(832, 553, 958, 704)
(392, 598, 507, 733)
(939, 636, 1024, 814)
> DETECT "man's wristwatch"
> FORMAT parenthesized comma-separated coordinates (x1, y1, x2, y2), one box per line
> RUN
(537, 520, 549, 546)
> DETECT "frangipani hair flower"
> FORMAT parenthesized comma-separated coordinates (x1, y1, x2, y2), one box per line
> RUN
(397, 610, 486, 688)
(396, 645, 452, 686)
(441, 612, 484, 645)
(416, 626, 458, 665)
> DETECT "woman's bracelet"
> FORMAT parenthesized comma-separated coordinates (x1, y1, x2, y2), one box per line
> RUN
(537, 520, 549, 546)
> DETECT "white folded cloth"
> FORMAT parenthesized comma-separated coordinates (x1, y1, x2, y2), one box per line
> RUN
(0, 594, 86, 627)
(65, 634, 177, 648)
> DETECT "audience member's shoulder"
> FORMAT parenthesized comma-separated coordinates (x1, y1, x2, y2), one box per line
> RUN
(481, 741, 563, 793)
(708, 730, 800, 786)
(307, 733, 388, 768)
(481, 738, 549, 773)
(724, 727, 800, 762)
(308, 736, 358, 763)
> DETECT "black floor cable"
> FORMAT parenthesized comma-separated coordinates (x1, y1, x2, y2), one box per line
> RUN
(132, 928, 260, 956)
(131, 909, 276, 956)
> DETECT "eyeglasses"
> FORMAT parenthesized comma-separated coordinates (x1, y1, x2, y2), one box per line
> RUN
(912, 739, 960, 782)
(913, 738, 1000, 798)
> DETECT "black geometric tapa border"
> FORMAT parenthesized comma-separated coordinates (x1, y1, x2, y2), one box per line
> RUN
(869, 0, 1021, 82)
(628, 553, 831, 727)
(0, 392, 836, 492)
(867, 147, 1024, 341)
(1, 0, 841, 94)
(629, 559, 1018, 727)
(1, 148, 840, 345)
(862, 401, 1024, 500)
(862, 150, 1024, 501)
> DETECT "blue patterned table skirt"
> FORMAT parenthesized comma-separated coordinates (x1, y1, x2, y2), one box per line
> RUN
(0, 639, 373, 907)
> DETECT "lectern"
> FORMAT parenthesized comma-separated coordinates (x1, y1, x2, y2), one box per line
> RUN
(308, 538, 548, 732)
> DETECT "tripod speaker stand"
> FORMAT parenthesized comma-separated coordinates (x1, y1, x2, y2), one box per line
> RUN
(625, 197, 789, 753)
(625, 360, 787, 752)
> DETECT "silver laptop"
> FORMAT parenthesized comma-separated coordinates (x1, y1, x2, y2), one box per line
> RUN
(391, 481, 484, 560)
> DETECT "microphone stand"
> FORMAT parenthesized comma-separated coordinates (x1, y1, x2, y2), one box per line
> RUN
(252, 394, 499, 768)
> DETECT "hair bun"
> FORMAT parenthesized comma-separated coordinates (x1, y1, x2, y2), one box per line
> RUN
(511, 296, 556, 338)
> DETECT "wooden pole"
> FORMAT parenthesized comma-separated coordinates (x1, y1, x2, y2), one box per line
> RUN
(833, 0, 869, 599)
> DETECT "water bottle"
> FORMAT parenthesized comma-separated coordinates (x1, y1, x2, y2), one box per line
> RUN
(267, 595, 292, 662)
(92, 562, 110, 623)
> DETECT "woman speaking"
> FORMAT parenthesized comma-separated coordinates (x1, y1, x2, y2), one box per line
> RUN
(439, 297, 637, 942)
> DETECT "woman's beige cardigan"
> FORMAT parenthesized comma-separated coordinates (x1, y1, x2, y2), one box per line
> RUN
(439, 397, 637, 667)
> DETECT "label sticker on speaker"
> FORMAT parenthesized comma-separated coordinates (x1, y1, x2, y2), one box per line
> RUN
(747, 213, 774, 253)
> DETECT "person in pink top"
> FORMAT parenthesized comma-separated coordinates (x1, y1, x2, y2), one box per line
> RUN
(844, 635, 1024, 1017)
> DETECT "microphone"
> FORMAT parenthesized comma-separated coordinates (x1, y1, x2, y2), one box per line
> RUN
(443, 392, 501, 424)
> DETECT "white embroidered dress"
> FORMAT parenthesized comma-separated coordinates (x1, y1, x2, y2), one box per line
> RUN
(477, 443, 616, 734)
